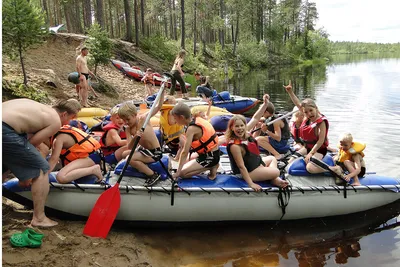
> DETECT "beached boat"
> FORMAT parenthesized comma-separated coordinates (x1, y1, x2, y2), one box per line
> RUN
(122, 66, 144, 81)
(111, 59, 130, 71)
(3, 155, 400, 223)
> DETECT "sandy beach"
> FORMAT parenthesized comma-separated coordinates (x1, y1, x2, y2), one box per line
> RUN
(2, 198, 158, 267)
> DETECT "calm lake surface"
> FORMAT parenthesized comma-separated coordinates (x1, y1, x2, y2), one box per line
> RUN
(134, 55, 400, 266)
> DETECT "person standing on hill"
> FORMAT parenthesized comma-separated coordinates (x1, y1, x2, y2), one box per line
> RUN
(76, 47, 94, 107)
(2, 98, 81, 227)
(170, 50, 188, 99)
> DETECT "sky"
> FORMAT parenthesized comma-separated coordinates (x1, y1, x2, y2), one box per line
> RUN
(312, 0, 400, 43)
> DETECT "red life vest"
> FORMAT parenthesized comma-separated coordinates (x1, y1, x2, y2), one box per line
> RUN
(188, 117, 218, 154)
(51, 125, 101, 166)
(227, 136, 264, 174)
(299, 116, 329, 150)
(290, 121, 301, 143)
(100, 122, 127, 156)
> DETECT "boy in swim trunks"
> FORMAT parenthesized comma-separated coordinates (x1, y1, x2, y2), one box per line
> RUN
(118, 101, 163, 186)
(2, 98, 81, 227)
(171, 102, 220, 180)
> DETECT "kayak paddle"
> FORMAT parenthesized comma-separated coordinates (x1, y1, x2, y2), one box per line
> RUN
(83, 77, 168, 238)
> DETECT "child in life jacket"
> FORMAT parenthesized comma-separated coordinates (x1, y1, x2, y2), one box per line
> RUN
(171, 102, 220, 180)
(47, 126, 103, 183)
(141, 68, 155, 98)
(99, 106, 129, 165)
(118, 101, 163, 186)
(153, 94, 186, 161)
(254, 101, 291, 160)
(225, 95, 289, 192)
(329, 133, 366, 186)
(284, 81, 329, 174)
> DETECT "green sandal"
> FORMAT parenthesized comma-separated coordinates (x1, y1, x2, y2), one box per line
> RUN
(10, 229, 44, 248)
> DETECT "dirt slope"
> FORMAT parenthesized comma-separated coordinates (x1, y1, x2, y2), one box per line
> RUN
(2, 33, 166, 109)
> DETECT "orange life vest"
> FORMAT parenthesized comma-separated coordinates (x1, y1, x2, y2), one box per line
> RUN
(51, 125, 101, 166)
(188, 117, 218, 154)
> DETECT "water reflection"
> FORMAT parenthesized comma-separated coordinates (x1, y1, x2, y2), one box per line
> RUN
(132, 200, 400, 267)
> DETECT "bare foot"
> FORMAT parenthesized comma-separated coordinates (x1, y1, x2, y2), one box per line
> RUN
(31, 216, 58, 228)
(208, 164, 219, 181)
(351, 182, 361, 186)
(93, 165, 104, 183)
(272, 177, 289, 188)
(274, 154, 282, 160)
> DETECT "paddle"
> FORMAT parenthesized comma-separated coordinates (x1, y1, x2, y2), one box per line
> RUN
(309, 157, 350, 186)
(251, 109, 299, 134)
(83, 74, 170, 238)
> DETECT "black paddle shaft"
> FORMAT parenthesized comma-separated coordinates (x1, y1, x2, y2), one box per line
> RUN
(116, 73, 172, 184)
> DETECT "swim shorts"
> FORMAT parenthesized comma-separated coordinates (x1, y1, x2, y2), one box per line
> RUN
(138, 146, 163, 162)
(2, 122, 50, 181)
(196, 150, 220, 168)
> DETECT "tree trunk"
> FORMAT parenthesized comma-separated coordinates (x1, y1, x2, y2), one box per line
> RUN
(55, 0, 63, 25)
(64, 3, 73, 32)
(19, 46, 27, 85)
(42, 0, 49, 25)
(83, 0, 92, 31)
(193, 0, 197, 55)
(140, 0, 145, 36)
(163, 0, 168, 37)
(116, 1, 121, 38)
(172, 0, 177, 40)
(219, 0, 224, 48)
(95, 0, 105, 29)
(233, 11, 239, 55)
(74, 0, 83, 33)
(134, 0, 139, 45)
(180, 0, 185, 49)
(123, 0, 132, 42)
(168, 0, 173, 39)
(108, 0, 114, 37)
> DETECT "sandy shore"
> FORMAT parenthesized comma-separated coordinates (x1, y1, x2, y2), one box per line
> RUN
(2, 198, 157, 267)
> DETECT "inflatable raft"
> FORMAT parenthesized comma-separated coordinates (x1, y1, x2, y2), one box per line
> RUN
(3, 154, 400, 223)
(122, 66, 144, 81)
(111, 59, 130, 71)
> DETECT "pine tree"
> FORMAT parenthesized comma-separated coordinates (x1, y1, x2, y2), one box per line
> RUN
(86, 23, 114, 74)
(2, 0, 47, 85)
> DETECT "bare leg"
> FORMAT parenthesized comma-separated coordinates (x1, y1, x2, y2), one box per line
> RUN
(114, 146, 129, 162)
(306, 153, 327, 174)
(180, 159, 208, 178)
(30, 170, 58, 227)
(128, 152, 156, 176)
(344, 160, 361, 186)
(79, 79, 89, 107)
(256, 136, 280, 158)
(56, 158, 102, 183)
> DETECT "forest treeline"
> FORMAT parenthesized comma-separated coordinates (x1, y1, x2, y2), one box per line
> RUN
(12, 0, 400, 71)
(330, 41, 400, 54)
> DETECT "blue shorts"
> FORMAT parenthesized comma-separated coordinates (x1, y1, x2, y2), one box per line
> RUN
(269, 137, 290, 153)
(2, 122, 50, 181)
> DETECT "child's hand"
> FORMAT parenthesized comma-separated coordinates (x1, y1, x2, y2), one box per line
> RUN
(263, 94, 270, 103)
(136, 129, 144, 138)
(261, 124, 268, 133)
(304, 152, 313, 163)
(284, 80, 292, 92)
(250, 182, 262, 192)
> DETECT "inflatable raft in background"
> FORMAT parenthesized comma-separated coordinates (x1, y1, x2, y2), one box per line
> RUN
(76, 105, 233, 129)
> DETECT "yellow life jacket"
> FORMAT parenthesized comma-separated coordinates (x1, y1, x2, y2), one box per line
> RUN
(160, 105, 184, 143)
(337, 142, 366, 163)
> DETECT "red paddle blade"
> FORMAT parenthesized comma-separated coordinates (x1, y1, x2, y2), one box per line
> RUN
(83, 183, 121, 238)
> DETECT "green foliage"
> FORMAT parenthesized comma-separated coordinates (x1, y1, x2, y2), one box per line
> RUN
(2, 0, 47, 59)
(140, 35, 177, 63)
(86, 23, 114, 73)
(2, 79, 49, 102)
(236, 42, 269, 68)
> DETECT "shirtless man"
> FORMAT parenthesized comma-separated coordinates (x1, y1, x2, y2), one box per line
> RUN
(2, 98, 81, 227)
(76, 47, 94, 107)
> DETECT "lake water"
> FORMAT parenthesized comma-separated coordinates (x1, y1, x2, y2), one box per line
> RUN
(135, 56, 400, 266)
